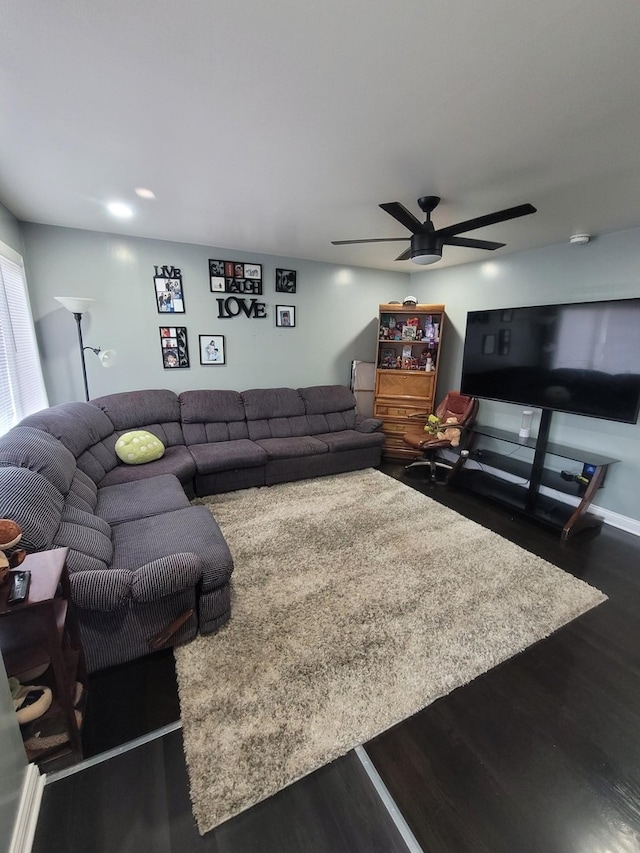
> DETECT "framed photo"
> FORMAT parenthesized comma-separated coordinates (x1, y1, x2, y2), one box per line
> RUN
(155, 275, 185, 313)
(276, 305, 296, 327)
(199, 335, 226, 365)
(209, 259, 263, 295)
(401, 324, 417, 340)
(275, 269, 297, 293)
(498, 328, 511, 356)
(244, 263, 262, 280)
(482, 333, 496, 355)
(159, 326, 189, 368)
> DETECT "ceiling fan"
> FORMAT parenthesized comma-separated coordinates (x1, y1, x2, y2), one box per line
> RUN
(331, 196, 537, 265)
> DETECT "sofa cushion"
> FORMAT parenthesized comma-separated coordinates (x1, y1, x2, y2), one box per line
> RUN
(20, 402, 115, 459)
(96, 475, 190, 525)
(313, 430, 385, 452)
(179, 390, 248, 445)
(298, 385, 357, 414)
(91, 390, 185, 447)
(0, 467, 63, 551)
(188, 439, 267, 473)
(242, 387, 305, 420)
(61, 505, 112, 538)
(0, 427, 76, 494)
(98, 445, 196, 488)
(66, 471, 99, 513)
(53, 521, 113, 566)
(111, 506, 233, 592)
(255, 436, 329, 460)
(115, 430, 165, 465)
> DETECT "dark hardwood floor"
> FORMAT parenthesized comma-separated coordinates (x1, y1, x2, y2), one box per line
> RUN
(34, 463, 640, 852)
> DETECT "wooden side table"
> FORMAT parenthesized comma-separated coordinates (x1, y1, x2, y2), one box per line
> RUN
(0, 547, 86, 767)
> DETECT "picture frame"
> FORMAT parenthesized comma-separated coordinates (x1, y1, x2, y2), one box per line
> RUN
(154, 275, 185, 313)
(209, 259, 263, 295)
(401, 324, 417, 340)
(199, 335, 226, 365)
(498, 328, 511, 356)
(275, 268, 297, 293)
(276, 305, 296, 327)
(159, 326, 190, 368)
(482, 333, 496, 355)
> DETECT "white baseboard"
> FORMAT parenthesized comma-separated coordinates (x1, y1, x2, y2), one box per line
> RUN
(9, 764, 45, 853)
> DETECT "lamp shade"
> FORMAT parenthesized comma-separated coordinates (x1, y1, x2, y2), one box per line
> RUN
(54, 296, 95, 313)
(98, 349, 117, 368)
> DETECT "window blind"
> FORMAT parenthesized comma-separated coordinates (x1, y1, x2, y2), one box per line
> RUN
(0, 244, 48, 435)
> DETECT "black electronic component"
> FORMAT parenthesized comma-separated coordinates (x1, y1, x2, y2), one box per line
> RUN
(7, 569, 31, 605)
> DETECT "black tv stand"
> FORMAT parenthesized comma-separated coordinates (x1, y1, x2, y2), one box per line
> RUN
(451, 409, 619, 539)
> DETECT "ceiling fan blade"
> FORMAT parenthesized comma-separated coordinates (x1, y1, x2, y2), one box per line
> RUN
(394, 247, 412, 261)
(331, 237, 409, 245)
(442, 236, 506, 250)
(379, 202, 424, 234)
(436, 203, 537, 239)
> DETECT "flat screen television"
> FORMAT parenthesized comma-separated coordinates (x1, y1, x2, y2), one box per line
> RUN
(460, 297, 640, 424)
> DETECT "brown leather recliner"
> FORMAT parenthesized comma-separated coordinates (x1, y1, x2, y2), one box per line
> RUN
(402, 391, 479, 482)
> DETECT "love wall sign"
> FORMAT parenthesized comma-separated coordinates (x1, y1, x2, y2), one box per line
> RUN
(216, 297, 267, 319)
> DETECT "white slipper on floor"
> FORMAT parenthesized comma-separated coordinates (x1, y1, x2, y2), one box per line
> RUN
(10, 678, 53, 725)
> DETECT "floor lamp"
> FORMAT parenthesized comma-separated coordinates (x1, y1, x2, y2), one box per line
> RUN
(54, 296, 116, 401)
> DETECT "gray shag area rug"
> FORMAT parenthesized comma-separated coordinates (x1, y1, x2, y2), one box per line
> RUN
(174, 468, 606, 835)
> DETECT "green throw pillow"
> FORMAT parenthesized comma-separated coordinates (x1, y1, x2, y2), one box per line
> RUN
(115, 431, 165, 465)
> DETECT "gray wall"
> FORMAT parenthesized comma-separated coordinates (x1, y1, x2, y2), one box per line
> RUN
(0, 200, 24, 254)
(0, 202, 28, 853)
(22, 223, 409, 404)
(17, 219, 640, 525)
(410, 228, 640, 523)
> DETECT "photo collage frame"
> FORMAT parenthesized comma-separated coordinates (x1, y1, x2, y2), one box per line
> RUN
(209, 259, 263, 295)
(159, 326, 190, 369)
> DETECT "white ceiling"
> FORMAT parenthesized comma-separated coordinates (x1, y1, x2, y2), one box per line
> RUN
(2, 0, 640, 272)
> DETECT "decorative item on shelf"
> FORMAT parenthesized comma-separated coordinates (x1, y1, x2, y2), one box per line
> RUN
(276, 305, 296, 327)
(159, 326, 190, 368)
(275, 269, 297, 293)
(153, 264, 184, 313)
(423, 316, 435, 341)
(199, 335, 226, 365)
(0, 520, 24, 585)
(379, 349, 395, 368)
(519, 409, 534, 438)
(54, 297, 117, 401)
(402, 295, 418, 306)
(401, 325, 417, 340)
(209, 259, 262, 295)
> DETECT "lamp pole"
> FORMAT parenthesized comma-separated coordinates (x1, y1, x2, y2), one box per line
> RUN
(72, 312, 91, 402)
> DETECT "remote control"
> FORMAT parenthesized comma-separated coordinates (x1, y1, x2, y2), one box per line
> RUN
(7, 570, 31, 605)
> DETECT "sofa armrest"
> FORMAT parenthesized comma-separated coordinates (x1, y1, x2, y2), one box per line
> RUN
(355, 415, 383, 433)
(70, 569, 132, 611)
(132, 553, 203, 602)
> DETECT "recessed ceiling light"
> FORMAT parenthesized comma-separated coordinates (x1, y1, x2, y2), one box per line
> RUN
(134, 188, 156, 199)
(106, 201, 134, 219)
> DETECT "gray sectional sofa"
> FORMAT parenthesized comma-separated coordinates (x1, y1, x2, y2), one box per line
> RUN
(0, 385, 383, 672)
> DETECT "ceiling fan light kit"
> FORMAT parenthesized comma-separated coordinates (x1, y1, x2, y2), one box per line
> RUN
(332, 195, 536, 265)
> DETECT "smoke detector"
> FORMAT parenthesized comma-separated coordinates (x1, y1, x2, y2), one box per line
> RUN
(569, 234, 591, 245)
